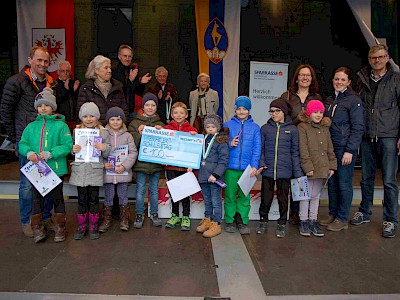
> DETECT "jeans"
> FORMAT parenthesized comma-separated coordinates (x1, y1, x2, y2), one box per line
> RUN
(200, 182, 222, 223)
(135, 171, 161, 215)
(327, 150, 357, 223)
(359, 137, 399, 226)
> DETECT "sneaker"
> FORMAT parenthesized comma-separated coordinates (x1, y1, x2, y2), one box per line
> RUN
(22, 224, 34, 238)
(309, 220, 324, 237)
(319, 215, 335, 227)
(225, 222, 237, 233)
(276, 224, 286, 238)
(165, 214, 181, 228)
(326, 219, 348, 232)
(196, 217, 211, 233)
(382, 221, 396, 238)
(299, 220, 310, 237)
(256, 221, 268, 235)
(181, 216, 191, 231)
(238, 224, 250, 235)
(133, 214, 144, 229)
(150, 213, 162, 227)
(350, 212, 371, 226)
(203, 221, 221, 238)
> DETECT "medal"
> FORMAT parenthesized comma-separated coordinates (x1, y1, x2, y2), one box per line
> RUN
(201, 160, 206, 166)
(201, 133, 218, 166)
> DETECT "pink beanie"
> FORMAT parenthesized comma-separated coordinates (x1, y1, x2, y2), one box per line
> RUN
(306, 100, 325, 116)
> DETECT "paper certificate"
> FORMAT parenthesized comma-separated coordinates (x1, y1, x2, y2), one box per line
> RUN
(106, 145, 128, 175)
(20, 161, 62, 197)
(166, 172, 201, 202)
(138, 126, 204, 169)
(74, 129, 100, 162)
(290, 176, 310, 201)
(238, 164, 257, 196)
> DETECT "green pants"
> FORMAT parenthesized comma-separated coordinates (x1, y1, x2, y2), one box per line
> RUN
(224, 169, 251, 224)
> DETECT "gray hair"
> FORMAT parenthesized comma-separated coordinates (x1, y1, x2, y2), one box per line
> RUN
(369, 44, 389, 57)
(155, 66, 168, 77)
(85, 55, 111, 80)
(58, 60, 71, 69)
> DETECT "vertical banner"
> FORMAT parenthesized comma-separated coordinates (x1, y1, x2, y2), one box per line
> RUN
(16, 0, 75, 78)
(249, 61, 289, 127)
(195, 0, 241, 122)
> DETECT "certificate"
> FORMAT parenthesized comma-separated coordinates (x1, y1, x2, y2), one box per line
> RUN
(238, 164, 257, 196)
(290, 176, 310, 201)
(138, 126, 204, 169)
(74, 128, 100, 162)
(166, 172, 201, 202)
(20, 160, 62, 197)
(106, 145, 129, 175)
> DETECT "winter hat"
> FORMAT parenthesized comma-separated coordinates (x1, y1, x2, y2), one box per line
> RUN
(234, 96, 252, 111)
(306, 100, 325, 116)
(34, 87, 57, 111)
(204, 114, 222, 131)
(105, 107, 126, 123)
(79, 102, 100, 120)
(270, 98, 289, 116)
(142, 92, 158, 107)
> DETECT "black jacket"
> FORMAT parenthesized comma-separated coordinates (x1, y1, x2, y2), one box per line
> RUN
(54, 78, 80, 122)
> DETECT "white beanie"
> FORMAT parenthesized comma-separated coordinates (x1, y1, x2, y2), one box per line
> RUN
(79, 102, 100, 120)
(34, 87, 57, 111)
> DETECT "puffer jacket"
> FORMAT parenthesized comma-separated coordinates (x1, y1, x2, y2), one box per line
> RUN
(0, 66, 54, 143)
(259, 116, 303, 180)
(76, 78, 128, 126)
(356, 64, 400, 139)
(18, 113, 73, 176)
(223, 115, 261, 170)
(297, 111, 337, 179)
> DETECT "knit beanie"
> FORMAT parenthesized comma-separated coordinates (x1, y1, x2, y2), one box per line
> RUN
(79, 102, 100, 120)
(270, 98, 289, 116)
(203, 114, 222, 131)
(142, 92, 158, 107)
(234, 96, 252, 111)
(34, 87, 57, 111)
(105, 107, 126, 123)
(306, 100, 325, 116)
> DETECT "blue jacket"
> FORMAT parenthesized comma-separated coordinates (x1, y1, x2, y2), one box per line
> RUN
(259, 117, 303, 180)
(223, 115, 261, 170)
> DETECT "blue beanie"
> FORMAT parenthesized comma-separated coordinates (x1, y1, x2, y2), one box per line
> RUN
(235, 96, 252, 111)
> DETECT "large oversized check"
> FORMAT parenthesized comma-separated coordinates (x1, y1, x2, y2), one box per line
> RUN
(138, 126, 204, 169)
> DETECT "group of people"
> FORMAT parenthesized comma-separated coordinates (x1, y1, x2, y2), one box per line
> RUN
(0, 43, 399, 243)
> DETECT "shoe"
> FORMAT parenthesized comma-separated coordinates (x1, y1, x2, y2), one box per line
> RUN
(225, 222, 237, 233)
(181, 216, 191, 231)
(203, 221, 221, 238)
(309, 220, 324, 237)
(22, 224, 34, 238)
(74, 213, 88, 240)
(134, 214, 144, 229)
(350, 212, 371, 226)
(53, 213, 66, 242)
(319, 215, 335, 227)
(89, 212, 100, 240)
(238, 224, 250, 235)
(31, 214, 46, 243)
(299, 220, 310, 237)
(196, 217, 211, 233)
(165, 214, 181, 228)
(99, 206, 113, 233)
(44, 218, 56, 232)
(256, 221, 268, 235)
(276, 224, 286, 238)
(119, 205, 130, 231)
(382, 221, 396, 238)
(289, 211, 300, 225)
(326, 219, 348, 232)
(150, 213, 162, 227)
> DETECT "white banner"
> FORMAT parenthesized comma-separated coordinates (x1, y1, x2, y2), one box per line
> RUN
(249, 61, 289, 127)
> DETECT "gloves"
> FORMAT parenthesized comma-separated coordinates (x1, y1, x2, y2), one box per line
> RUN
(41, 151, 52, 161)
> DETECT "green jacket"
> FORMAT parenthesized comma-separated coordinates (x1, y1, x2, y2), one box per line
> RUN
(19, 113, 73, 176)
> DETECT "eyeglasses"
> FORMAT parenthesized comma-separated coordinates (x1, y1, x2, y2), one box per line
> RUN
(368, 55, 388, 61)
(269, 109, 282, 114)
(298, 74, 312, 78)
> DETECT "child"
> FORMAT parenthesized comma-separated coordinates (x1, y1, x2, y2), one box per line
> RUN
(128, 93, 165, 229)
(164, 102, 198, 231)
(223, 96, 261, 235)
(70, 102, 110, 240)
(195, 114, 229, 238)
(100, 107, 137, 232)
(256, 98, 303, 238)
(297, 100, 337, 237)
(18, 87, 73, 243)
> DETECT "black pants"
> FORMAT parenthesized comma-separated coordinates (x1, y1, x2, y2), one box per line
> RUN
(166, 170, 190, 217)
(32, 179, 65, 215)
(259, 177, 290, 225)
(77, 186, 100, 214)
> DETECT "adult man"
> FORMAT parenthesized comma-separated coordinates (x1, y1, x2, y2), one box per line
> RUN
(351, 44, 400, 238)
(112, 44, 151, 121)
(0, 46, 55, 237)
(147, 66, 180, 124)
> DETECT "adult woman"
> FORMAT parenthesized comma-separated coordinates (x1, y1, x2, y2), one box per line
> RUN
(189, 73, 219, 133)
(77, 55, 128, 125)
(281, 64, 323, 224)
(319, 67, 364, 231)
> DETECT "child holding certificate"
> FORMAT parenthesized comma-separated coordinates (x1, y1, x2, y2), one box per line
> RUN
(19, 88, 73, 243)
(70, 102, 110, 240)
(99, 107, 137, 232)
(128, 93, 165, 229)
(223, 96, 261, 235)
(164, 102, 197, 231)
(195, 114, 229, 238)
